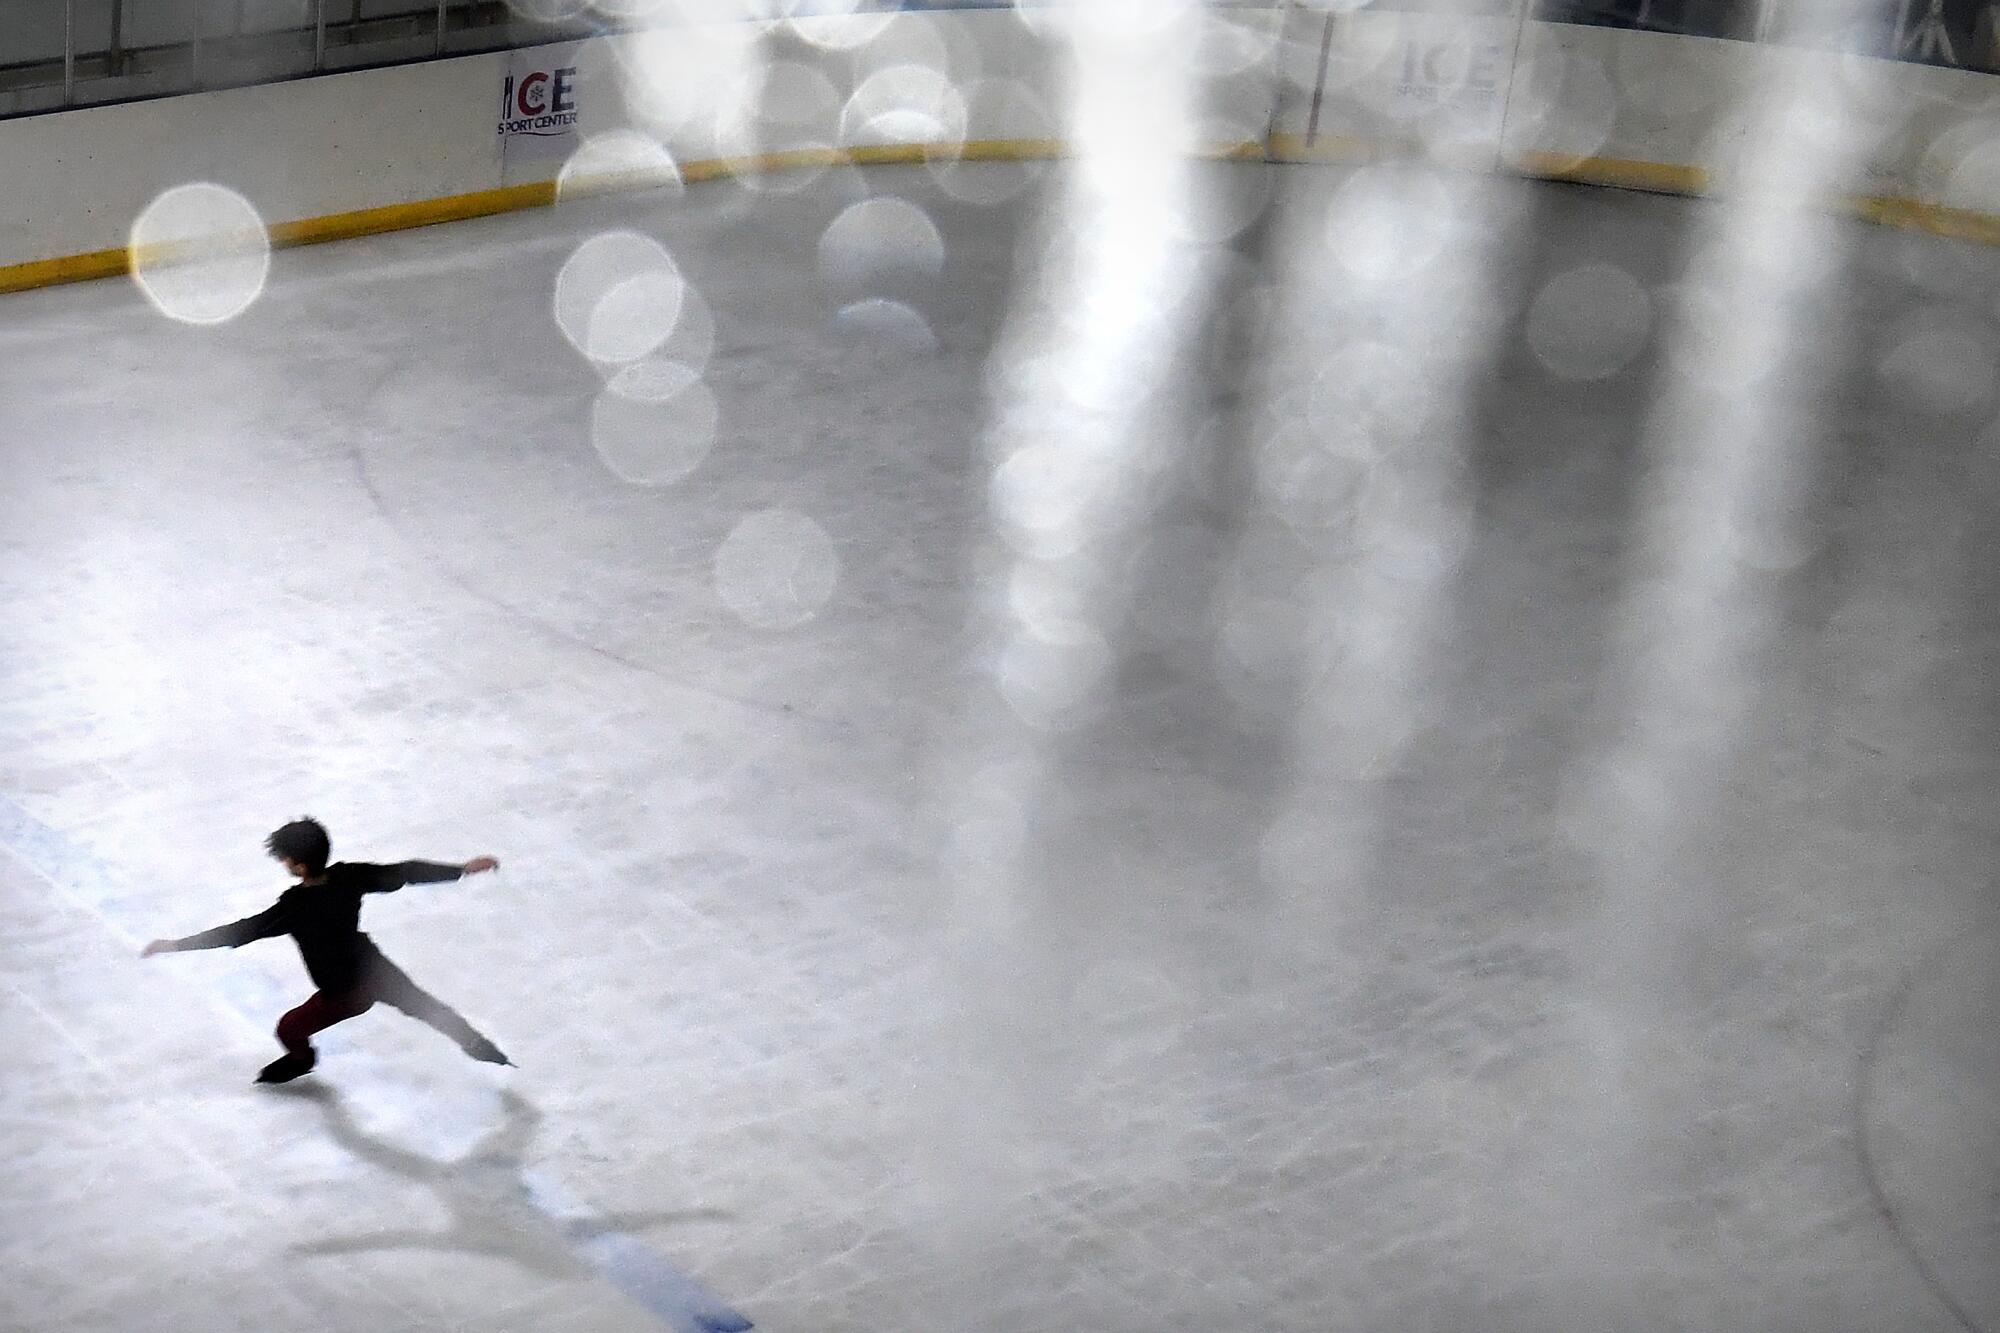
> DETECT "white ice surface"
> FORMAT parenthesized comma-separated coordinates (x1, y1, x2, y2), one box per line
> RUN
(1, 162, 1997, 1332)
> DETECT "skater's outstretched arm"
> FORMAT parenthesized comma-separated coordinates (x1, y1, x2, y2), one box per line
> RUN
(359, 856, 500, 893)
(141, 902, 287, 957)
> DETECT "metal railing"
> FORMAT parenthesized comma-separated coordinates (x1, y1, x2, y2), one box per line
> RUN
(8, 0, 1992, 121)
(1537, 0, 2000, 70)
(1, 1, 605, 118)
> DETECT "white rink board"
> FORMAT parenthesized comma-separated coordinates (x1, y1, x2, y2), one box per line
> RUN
(5, 4, 2000, 274)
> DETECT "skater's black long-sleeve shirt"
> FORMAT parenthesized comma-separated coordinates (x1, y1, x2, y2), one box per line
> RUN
(171, 861, 462, 992)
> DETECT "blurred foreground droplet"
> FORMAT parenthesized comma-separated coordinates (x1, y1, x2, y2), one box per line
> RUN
(557, 131, 683, 202)
(996, 621, 1113, 732)
(841, 63, 969, 151)
(1876, 312, 1999, 421)
(783, 1, 896, 50)
(834, 298, 939, 353)
(1507, 50, 1620, 171)
(129, 183, 271, 326)
(711, 61, 842, 194)
(1526, 262, 1653, 381)
(714, 509, 840, 630)
(591, 359, 718, 486)
(818, 197, 946, 297)
(1324, 167, 1456, 288)
(555, 231, 687, 368)
(926, 80, 1054, 207)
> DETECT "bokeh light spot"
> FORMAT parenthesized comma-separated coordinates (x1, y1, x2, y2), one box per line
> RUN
(997, 620, 1113, 733)
(555, 231, 686, 368)
(783, 2, 896, 51)
(557, 131, 683, 202)
(833, 299, 939, 353)
(1508, 50, 1620, 171)
(1193, 7, 1280, 77)
(926, 80, 1054, 206)
(840, 64, 968, 152)
(615, 24, 763, 138)
(1877, 315, 1999, 421)
(590, 359, 718, 486)
(1526, 262, 1653, 381)
(656, 283, 718, 377)
(714, 509, 840, 630)
(586, 270, 687, 365)
(712, 61, 842, 194)
(1325, 167, 1455, 287)
(1179, 156, 1274, 244)
(758, 59, 843, 136)
(852, 11, 954, 83)
(818, 197, 946, 297)
(991, 443, 1091, 560)
(1072, 959, 1182, 1063)
(129, 183, 271, 326)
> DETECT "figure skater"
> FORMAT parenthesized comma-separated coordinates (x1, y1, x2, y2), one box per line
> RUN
(143, 817, 512, 1083)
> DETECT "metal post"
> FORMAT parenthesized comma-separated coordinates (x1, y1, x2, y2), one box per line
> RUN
(191, 0, 204, 87)
(1494, 0, 1540, 173)
(314, 0, 327, 69)
(62, 0, 76, 107)
(1303, 12, 1333, 148)
(436, 0, 448, 54)
(110, 0, 126, 76)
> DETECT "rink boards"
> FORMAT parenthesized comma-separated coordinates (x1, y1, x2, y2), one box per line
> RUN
(0, 1, 1996, 295)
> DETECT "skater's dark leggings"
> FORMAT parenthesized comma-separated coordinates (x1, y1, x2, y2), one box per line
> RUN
(275, 958, 487, 1057)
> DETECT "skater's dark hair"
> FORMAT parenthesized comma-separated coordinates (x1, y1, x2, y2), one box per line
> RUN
(266, 818, 331, 875)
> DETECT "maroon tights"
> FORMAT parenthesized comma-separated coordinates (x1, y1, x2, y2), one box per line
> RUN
(274, 957, 487, 1058)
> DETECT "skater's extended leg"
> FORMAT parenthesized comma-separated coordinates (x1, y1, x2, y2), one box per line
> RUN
(263, 990, 373, 1083)
(369, 957, 511, 1066)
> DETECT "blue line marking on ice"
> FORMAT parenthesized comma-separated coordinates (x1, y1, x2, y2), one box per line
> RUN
(586, 1232, 756, 1333)
(0, 794, 753, 1333)
(525, 1174, 755, 1333)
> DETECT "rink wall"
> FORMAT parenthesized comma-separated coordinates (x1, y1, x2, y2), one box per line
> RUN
(1266, 9, 2000, 243)
(1498, 20, 2000, 241)
(0, 7, 1282, 292)
(1, 4, 1998, 294)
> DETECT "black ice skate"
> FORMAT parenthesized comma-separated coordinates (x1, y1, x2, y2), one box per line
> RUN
(257, 1051, 317, 1084)
(463, 1037, 513, 1067)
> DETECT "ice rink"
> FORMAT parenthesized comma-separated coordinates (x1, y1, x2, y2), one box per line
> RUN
(3, 158, 1997, 1331)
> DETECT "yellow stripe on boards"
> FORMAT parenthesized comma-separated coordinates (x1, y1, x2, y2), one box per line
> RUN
(266, 181, 557, 248)
(1843, 194, 2000, 248)
(1271, 131, 2000, 249)
(0, 181, 560, 295)
(1266, 131, 1413, 164)
(673, 139, 1071, 182)
(1918, 205, 2000, 247)
(0, 246, 131, 294)
(0, 142, 1067, 296)
(1502, 150, 1708, 196)
(953, 138, 1066, 162)
(3, 134, 1999, 298)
